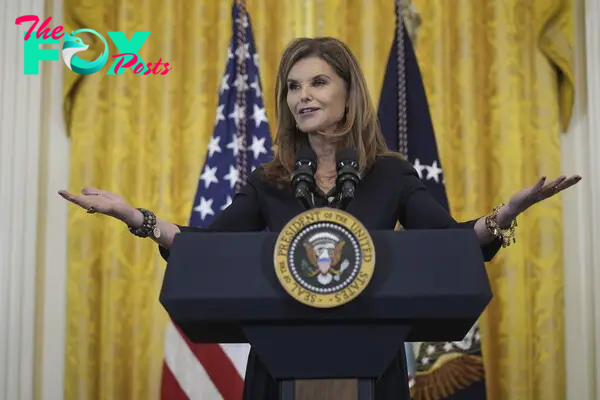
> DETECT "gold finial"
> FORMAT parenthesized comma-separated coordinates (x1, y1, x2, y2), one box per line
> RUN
(398, 0, 422, 44)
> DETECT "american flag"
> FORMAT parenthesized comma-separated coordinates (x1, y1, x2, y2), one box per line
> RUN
(160, 3, 273, 399)
(378, 4, 486, 399)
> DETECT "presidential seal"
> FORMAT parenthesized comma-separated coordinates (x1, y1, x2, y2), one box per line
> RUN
(273, 208, 375, 308)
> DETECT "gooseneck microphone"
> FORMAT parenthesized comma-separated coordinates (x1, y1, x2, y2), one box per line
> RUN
(335, 148, 360, 210)
(291, 147, 318, 210)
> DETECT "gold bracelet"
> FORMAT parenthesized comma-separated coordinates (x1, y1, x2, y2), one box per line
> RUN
(485, 203, 517, 248)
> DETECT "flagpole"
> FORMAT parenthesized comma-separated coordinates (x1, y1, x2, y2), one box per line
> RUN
(395, 0, 408, 158)
(234, 0, 249, 192)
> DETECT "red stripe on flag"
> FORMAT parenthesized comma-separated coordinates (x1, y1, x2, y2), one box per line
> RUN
(160, 362, 189, 400)
(172, 324, 245, 400)
(187, 343, 245, 400)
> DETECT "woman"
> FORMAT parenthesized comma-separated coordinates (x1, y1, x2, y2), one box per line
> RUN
(59, 37, 581, 398)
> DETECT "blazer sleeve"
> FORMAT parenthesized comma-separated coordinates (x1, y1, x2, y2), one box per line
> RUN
(158, 169, 266, 261)
(396, 164, 502, 262)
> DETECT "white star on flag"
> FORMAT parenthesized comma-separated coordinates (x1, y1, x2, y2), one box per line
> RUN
(235, 43, 250, 62)
(228, 103, 245, 128)
(207, 136, 222, 158)
(412, 158, 443, 183)
(226, 135, 245, 157)
(193, 197, 214, 220)
(248, 136, 267, 159)
(200, 165, 218, 189)
(250, 76, 262, 97)
(219, 74, 230, 94)
(412, 158, 426, 179)
(214, 105, 226, 126)
(251, 104, 268, 128)
(233, 73, 249, 92)
(425, 160, 442, 182)
(223, 165, 240, 189)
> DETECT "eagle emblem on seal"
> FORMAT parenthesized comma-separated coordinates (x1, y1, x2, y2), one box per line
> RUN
(303, 240, 349, 285)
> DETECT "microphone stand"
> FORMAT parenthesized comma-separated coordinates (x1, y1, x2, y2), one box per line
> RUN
(295, 187, 315, 210)
(291, 155, 318, 210)
(336, 167, 359, 211)
(338, 185, 354, 210)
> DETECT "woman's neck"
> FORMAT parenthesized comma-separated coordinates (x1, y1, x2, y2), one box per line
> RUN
(308, 133, 337, 176)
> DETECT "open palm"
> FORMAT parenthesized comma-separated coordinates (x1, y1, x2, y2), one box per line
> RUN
(507, 175, 582, 215)
(58, 187, 132, 221)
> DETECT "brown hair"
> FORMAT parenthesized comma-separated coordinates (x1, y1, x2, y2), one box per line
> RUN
(262, 37, 399, 187)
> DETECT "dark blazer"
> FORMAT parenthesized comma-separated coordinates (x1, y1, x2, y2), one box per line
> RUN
(158, 154, 501, 399)
(160, 155, 500, 260)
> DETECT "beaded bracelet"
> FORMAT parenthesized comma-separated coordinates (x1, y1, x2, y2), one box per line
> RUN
(128, 208, 157, 238)
(485, 203, 517, 248)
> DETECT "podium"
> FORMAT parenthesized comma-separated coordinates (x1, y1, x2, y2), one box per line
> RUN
(159, 228, 492, 400)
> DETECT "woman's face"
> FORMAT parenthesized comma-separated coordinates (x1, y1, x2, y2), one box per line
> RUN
(286, 56, 347, 135)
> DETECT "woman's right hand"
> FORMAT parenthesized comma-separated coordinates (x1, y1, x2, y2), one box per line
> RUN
(58, 187, 142, 227)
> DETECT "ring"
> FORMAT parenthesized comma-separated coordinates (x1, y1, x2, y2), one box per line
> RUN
(86, 206, 96, 214)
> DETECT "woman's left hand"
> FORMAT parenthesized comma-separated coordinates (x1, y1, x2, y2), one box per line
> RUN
(506, 175, 582, 217)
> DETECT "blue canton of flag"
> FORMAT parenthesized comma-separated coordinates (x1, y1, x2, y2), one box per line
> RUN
(189, 4, 272, 228)
(378, 30, 448, 211)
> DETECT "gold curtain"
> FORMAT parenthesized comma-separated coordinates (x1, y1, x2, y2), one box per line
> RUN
(62, 0, 573, 399)
(411, 0, 573, 399)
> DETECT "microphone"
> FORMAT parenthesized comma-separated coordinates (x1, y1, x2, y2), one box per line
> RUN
(335, 148, 360, 210)
(291, 147, 318, 210)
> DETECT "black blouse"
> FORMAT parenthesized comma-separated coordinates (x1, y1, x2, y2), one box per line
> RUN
(158, 155, 501, 399)
(160, 155, 501, 261)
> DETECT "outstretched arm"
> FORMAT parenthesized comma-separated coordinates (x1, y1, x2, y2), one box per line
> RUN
(58, 172, 266, 254)
(398, 171, 581, 261)
(472, 174, 581, 246)
(58, 187, 184, 249)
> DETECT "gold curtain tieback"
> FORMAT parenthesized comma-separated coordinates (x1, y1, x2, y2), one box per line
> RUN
(485, 203, 517, 248)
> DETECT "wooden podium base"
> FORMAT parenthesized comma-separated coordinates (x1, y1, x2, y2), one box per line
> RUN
(281, 379, 373, 400)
